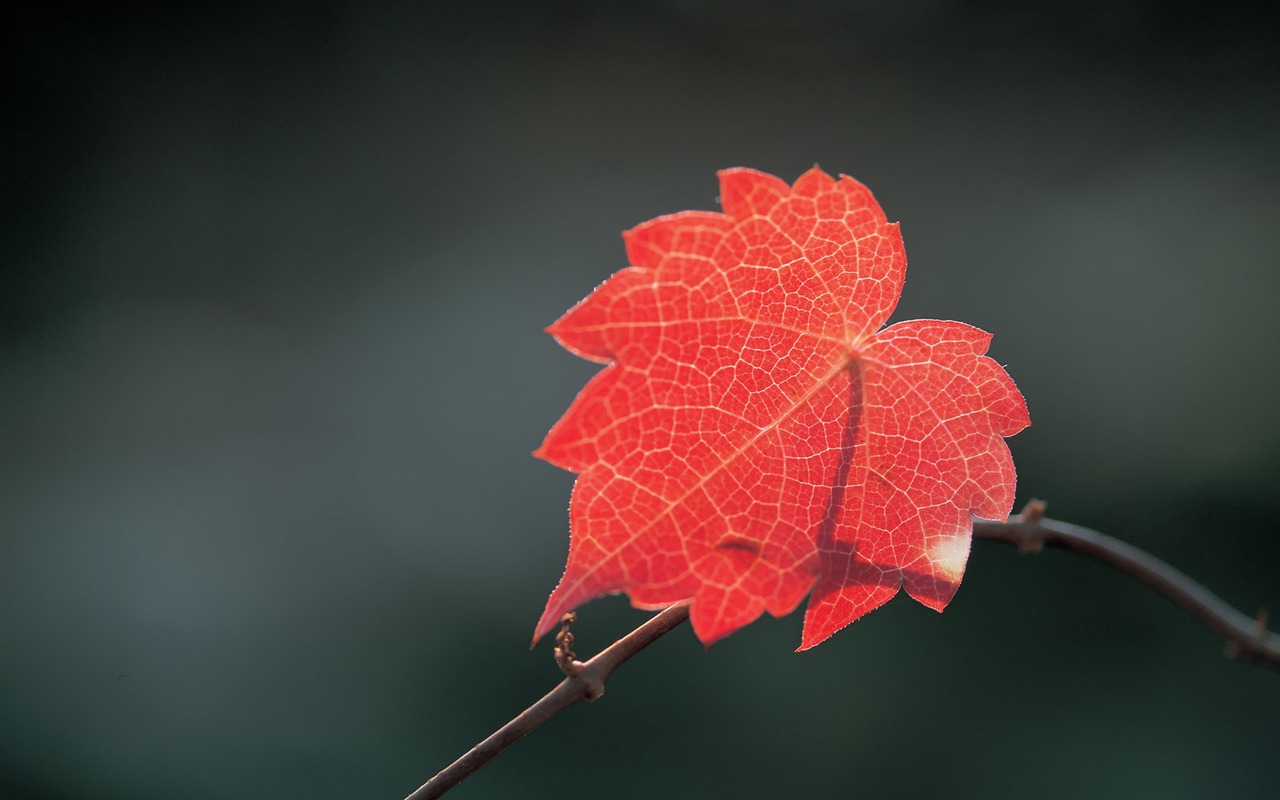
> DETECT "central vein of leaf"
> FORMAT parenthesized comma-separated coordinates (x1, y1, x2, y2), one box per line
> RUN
(572, 340, 865, 589)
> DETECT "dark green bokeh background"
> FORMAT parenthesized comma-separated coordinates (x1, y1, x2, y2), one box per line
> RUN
(4, 2, 1278, 798)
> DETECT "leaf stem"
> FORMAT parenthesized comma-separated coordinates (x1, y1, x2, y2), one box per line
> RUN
(400, 601, 691, 800)
(973, 500, 1280, 669)
(402, 505, 1279, 798)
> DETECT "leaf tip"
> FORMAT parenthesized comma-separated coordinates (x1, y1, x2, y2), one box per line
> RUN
(531, 606, 562, 648)
(795, 627, 832, 652)
(715, 167, 792, 218)
(787, 165, 833, 198)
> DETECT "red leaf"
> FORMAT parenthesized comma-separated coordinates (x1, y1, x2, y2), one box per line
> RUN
(535, 167, 1029, 649)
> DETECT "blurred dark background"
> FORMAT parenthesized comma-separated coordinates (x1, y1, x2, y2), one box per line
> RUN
(3, 2, 1278, 798)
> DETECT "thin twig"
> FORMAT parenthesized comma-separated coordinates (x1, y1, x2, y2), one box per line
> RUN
(403, 506, 1279, 798)
(401, 601, 691, 800)
(974, 500, 1280, 669)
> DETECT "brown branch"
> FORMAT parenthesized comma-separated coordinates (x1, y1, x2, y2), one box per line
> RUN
(401, 600, 692, 800)
(974, 500, 1280, 670)
(403, 503, 1278, 798)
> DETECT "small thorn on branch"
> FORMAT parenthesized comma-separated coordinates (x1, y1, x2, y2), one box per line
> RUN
(1018, 498, 1047, 524)
(553, 613, 580, 676)
(1011, 499, 1048, 553)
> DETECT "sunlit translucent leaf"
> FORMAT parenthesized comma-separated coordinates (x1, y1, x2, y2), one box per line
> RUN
(535, 167, 1029, 649)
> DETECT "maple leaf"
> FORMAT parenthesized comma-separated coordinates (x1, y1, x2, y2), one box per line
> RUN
(534, 166, 1029, 649)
